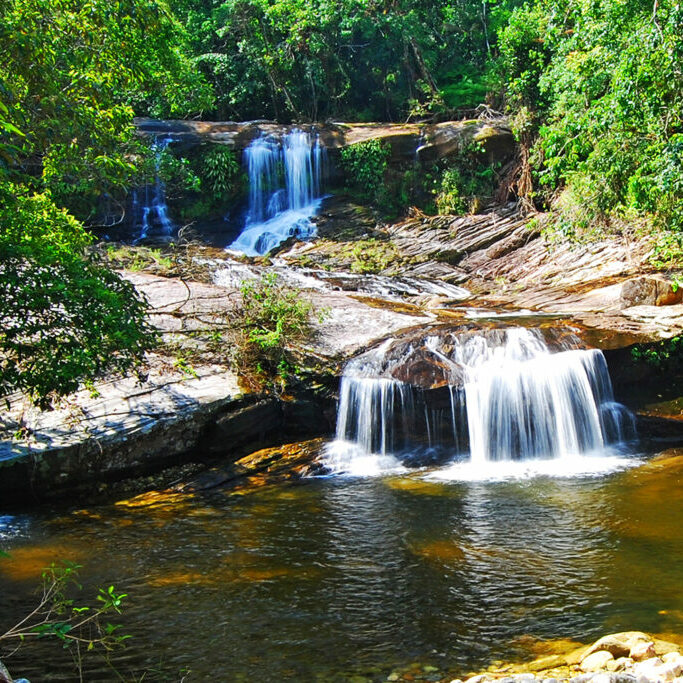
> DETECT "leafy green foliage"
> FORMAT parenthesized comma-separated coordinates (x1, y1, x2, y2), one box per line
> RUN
(168, 0, 520, 121)
(231, 273, 316, 392)
(339, 140, 391, 204)
(0, 559, 130, 675)
(201, 147, 241, 197)
(631, 336, 682, 371)
(0, 0, 213, 221)
(499, 0, 683, 259)
(0, 184, 157, 406)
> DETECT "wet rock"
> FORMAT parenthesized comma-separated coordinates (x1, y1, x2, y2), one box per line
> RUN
(135, 118, 515, 164)
(581, 652, 616, 672)
(205, 399, 283, 455)
(389, 349, 456, 388)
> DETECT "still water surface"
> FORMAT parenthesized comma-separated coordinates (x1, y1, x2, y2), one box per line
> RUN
(0, 449, 681, 681)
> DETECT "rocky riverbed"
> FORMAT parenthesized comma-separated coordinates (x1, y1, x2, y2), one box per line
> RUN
(449, 631, 683, 683)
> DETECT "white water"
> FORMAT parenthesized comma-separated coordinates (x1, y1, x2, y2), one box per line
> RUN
(230, 130, 327, 255)
(134, 136, 174, 241)
(323, 328, 637, 478)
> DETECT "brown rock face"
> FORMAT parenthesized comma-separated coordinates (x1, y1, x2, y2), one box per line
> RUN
(134, 117, 515, 164)
(621, 276, 683, 307)
(389, 348, 459, 388)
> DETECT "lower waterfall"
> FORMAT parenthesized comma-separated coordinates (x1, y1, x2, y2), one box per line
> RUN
(324, 327, 637, 476)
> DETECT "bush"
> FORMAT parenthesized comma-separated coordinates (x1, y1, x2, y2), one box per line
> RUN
(231, 273, 317, 392)
(201, 146, 241, 197)
(339, 140, 391, 204)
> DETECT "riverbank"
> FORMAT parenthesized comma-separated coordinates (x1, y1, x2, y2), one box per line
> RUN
(450, 631, 683, 683)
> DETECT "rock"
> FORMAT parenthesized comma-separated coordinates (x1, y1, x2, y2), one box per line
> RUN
(581, 652, 616, 672)
(135, 117, 515, 164)
(567, 647, 593, 666)
(662, 654, 683, 666)
(630, 642, 657, 662)
(570, 675, 595, 683)
(590, 673, 614, 683)
(621, 277, 683, 308)
(464, 675, 491, 683)
(633, 657, 665, 678)
(612, 658, 635, 672)
(583, 633, 653, 660)
(653, 639, 683, 658)
(527, 655, 568, 672)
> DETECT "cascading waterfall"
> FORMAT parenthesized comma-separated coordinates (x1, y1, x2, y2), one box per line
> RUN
(324, 328, 637, 475)
(230, 129, 327, 255)
(133, 136, 174, 241)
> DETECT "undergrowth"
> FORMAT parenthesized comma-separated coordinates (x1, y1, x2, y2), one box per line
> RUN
(230, 273, 320, 392)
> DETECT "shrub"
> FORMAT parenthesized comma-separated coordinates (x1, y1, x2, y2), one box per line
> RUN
(339, 140, 391, 204)
(201, 147, 241, 197)
(231, 273, 316, 392)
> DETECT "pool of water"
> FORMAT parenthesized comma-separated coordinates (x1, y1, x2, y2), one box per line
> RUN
(0, 448, 681, 681)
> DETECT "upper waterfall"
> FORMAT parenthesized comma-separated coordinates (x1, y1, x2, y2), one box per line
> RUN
(324, 327, 637, 476)
(229, 129, 327, 256)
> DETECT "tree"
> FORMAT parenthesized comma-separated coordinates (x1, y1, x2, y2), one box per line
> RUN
(0, 0, 214, 223)
(0, 183, 156, 407)
(0, 0, 216, 404)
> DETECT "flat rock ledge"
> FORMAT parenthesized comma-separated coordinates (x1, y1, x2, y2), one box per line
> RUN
(134, 117, 514, 163)
(449, 632, 683, 683)
(0, 269, 431, 503)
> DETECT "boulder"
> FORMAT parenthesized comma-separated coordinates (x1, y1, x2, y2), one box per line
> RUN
(629, 641, 656, 662)
(633, 657, 666, 679)
(621, 276, 683, 308)
(581, 651, 615, 672)
(583, 632, 653, 660)
(610, 658, 635, 672)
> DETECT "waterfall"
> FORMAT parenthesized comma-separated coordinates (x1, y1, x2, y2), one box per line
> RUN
(325, 328, 637, 474)
(134, 136, 175, 241)
(230, 129, 327, 256)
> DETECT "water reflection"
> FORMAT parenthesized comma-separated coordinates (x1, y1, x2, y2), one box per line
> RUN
(0, 456, 681, 681)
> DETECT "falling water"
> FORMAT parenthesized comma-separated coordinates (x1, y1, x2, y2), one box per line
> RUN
(230, 129, 327, 255)
(324, 328, 637, 475)
(134, 136, 175, 241)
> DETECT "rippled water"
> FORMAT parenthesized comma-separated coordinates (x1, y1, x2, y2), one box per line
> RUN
(0, 449, 681, 681)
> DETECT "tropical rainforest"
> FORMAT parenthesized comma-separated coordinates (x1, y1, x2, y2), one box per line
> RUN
(1, 0, 682, 403)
